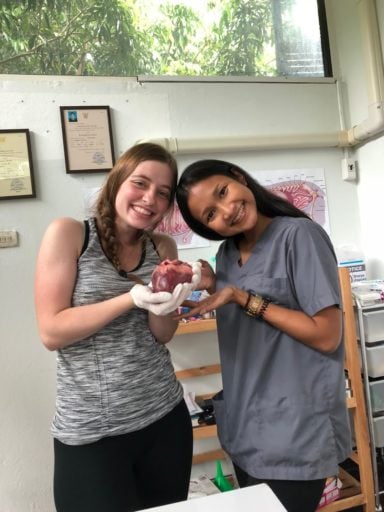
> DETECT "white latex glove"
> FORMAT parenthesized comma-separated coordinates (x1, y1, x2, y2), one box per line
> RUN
(189, 261, 202, 291)
(130, 282, 194, 316)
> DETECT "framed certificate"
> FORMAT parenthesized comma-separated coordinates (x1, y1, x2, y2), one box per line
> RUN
(0, 129, 36, 200)
(60, 106, 115, 173)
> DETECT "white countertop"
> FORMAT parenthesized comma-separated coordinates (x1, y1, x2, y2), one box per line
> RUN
(143, 484, 287, 512)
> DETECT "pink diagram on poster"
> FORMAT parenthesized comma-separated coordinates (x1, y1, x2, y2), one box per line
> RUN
(266, 180, 326, 226)
(155, 201, 210, 249)
(255, 168, 330, 233)
(155, 169, 330, 247)
(156, 202, 192, 244)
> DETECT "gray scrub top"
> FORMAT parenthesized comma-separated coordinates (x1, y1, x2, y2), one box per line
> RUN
(213, 216, 352, 480)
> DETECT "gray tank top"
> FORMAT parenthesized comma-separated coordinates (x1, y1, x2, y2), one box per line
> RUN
(51, 217, 183, 445)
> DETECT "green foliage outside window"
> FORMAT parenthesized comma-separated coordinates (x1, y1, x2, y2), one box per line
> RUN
(0, 0, 327, 78)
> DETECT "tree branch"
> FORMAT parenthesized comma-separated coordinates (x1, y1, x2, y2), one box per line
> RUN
(0, 5, 92, 66)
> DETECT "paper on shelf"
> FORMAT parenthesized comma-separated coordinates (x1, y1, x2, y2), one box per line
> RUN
(188, 474, 221, 499)
(184, 390, 203, 416)
(352, 279, 384, 306)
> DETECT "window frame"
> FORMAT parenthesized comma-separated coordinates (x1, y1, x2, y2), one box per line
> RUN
(138, 0, 332, 83)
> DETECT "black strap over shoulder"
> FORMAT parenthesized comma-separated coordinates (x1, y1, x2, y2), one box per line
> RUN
(81, 219, 90, 255)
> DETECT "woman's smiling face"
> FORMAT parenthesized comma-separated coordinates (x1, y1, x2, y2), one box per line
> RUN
(186, 174, 258, 237)
(115, 160, 173, 230)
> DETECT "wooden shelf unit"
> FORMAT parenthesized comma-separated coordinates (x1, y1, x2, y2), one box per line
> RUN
(192, 448, 226, 465)
(174, 268, 376, 510)
(192, 423, 218, 440)
(174, 342, 223, 465)
(320, 267, 376, 512)
(175, 318, 217, 335)
(175, 364, 221, 380)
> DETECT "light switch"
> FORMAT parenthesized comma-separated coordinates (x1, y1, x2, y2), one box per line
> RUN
(0, 230, 18, 247)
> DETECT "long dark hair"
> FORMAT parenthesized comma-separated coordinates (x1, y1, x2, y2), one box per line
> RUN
(176, 159, 310, 241)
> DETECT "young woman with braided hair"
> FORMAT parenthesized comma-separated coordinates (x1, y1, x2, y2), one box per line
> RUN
(35, 142, 200, 512)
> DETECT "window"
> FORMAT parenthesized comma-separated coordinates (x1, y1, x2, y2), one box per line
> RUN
(0, 0, 331, 79)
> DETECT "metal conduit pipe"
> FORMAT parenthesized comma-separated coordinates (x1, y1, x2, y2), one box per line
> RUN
(140, 0, 384, 154)
(143, 133, 344, 155)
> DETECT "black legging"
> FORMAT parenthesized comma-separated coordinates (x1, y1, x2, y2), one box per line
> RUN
(233, 463, 326, 512)
(54, 401, 192, 512)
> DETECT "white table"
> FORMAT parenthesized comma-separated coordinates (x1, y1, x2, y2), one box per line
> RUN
(143, 484, 287, 511)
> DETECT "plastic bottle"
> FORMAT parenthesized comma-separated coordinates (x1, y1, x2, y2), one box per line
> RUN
(213, 460, 233, 492)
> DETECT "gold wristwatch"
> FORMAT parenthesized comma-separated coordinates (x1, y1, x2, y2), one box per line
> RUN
(244, 293, 263, 317)
(244, 292, 271, 319)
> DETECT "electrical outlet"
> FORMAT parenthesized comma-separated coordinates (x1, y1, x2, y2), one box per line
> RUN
(0, 230, 18, 248)
(341, 158, 357, 181)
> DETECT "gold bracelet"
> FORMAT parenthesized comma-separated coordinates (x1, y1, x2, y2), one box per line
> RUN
(244, 293, 270, 319)
(244, 292, 253, 311)
(244, 293, 263, 317)
(258, 298, 271, 319)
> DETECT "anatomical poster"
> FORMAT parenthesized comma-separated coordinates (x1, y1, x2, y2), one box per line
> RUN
(155, 201, 210, 249)
(84, 186, 210, 250)
(251, 168, 330, 234)
(155, 168, 329, 249)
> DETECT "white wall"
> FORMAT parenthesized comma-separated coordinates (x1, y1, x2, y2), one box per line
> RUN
(354, 0, 384, 278)
(327, 0, 384, 278)
(1, 0, 383, 510)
